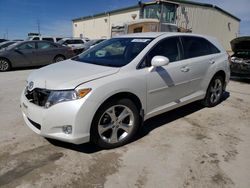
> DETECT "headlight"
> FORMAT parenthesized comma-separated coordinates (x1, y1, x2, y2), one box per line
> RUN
(45, 88, 91, 108)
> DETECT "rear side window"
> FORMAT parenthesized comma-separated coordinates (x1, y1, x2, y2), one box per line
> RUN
(181, 36, 220, 59)
(37, 42, 56, 49)
(42, 38, 54, 42)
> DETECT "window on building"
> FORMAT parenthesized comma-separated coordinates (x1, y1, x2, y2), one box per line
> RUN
(142, 3, 177, 24)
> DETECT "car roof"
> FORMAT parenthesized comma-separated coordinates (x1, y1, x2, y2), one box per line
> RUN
(114, 32, 213, 39)
(61, 38, 88, 40)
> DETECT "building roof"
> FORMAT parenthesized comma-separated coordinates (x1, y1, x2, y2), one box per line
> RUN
(72, 0, 240, 22)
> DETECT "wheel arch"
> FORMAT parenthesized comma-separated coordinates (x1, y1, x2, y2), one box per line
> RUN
(212, 70, 226, 89)
(97, 92, 143, 114)
(90, 91, 144, 132)
(54, 54, 66, 59)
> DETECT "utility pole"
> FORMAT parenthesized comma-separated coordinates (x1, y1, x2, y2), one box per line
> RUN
(37, 19, 41, 35)
(6, 28, 8, 39)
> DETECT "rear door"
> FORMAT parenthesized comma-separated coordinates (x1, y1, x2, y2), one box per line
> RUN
(180, 36, 221, 93)
(11, 42, 36, 67)
(145, 36, 193, 116)
(35, 41, 59, 65)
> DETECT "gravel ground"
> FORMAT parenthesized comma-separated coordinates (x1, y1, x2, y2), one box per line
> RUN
(0, 69, 249, 188)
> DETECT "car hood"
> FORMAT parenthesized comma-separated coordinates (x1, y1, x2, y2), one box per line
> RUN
(27, 59, 120, 90)
(231, 36, 250, 52)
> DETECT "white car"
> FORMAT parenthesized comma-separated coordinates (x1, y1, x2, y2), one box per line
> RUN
(58, 38, 90, 54)
(27, 36, 63, 43)
(20, 32, 230, 148)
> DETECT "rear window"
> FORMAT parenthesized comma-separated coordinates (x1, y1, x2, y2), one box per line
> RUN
(182, 36, 220, 59)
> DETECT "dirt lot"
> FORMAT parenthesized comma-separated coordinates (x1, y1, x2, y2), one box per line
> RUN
(0, 69, 250, 188)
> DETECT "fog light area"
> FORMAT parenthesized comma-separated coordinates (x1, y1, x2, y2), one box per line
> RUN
(62, 125, 72, 134)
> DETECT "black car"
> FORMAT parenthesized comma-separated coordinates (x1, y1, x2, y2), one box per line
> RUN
(0, 39, 8, 43)
(230, 36, 250, 79)
(0, 41, 75, 71)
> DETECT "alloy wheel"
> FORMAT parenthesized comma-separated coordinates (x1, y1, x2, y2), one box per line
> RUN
(210, 78, 223, 104)
(54, 56, 64, 62)
(0, 59, 9, 71)
(98, 105, 135, 144)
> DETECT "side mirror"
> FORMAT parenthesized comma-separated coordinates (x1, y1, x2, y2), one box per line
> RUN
(151, 56, 169, 67)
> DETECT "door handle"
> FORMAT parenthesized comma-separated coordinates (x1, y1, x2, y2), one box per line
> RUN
(181, 66, 190, 72)
(209, 59, 215, 64)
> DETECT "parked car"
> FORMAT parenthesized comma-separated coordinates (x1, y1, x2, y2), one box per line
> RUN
(0, 41, 75, 71)
(20, 32, 230, 148)
(82, 39, 106, 51)
(230, 36, 250, 79)
(0, 39, 8, 43)
(0, 41, 16, 50)
(27, 35, 62, 43)
(58, 38, 90, 54)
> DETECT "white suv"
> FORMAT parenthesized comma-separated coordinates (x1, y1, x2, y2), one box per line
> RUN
(21, 32, 230, 148)
(58, 38, 90, 54)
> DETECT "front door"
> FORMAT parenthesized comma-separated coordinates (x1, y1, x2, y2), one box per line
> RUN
(11, 42, 36, 67)
(145, 37, 192, 117)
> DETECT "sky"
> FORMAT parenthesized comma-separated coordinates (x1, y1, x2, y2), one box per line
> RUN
(0, 0, 249, 39)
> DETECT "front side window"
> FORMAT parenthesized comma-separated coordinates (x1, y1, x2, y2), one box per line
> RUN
(18, 42, 35, 50)
(146, 37, 182, 66)
(182, 36, 220, 59)
(73, 38, 153, 67)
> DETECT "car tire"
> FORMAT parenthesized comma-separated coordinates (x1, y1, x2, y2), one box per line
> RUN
(0, 58, 11, 72)
(53, 55, 65, 63)
(202, 75, 224, 107)
(90, 98, 140, 149)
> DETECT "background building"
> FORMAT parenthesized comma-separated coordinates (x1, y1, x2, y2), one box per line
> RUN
(72, 0, 240, 51)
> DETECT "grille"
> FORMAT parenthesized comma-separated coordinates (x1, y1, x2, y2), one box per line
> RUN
(25, 88, 51, 107)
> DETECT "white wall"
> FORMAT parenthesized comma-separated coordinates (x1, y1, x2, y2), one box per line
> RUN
(73, 8, 139, 39)
(176, 4, 240, 51)
(73, 4, 240, 51)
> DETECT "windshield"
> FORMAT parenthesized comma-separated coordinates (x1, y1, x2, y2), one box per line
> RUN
(5, 42, 20, 50)
(73, 38, 153, 67)
(57, 39, 65, 44)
